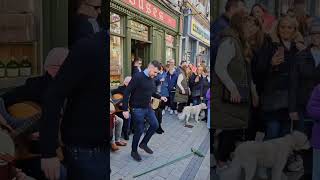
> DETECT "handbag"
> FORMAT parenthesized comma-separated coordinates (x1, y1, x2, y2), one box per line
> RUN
(222, 83, 250, 103)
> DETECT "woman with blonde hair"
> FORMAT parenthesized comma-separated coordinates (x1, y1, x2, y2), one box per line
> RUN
(253, 15, 305, 140)
(174, 65, 192, 114)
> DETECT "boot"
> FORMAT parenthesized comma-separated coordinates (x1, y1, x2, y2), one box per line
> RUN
(158, 124, 164, 133)
(124, 131, 129, 140)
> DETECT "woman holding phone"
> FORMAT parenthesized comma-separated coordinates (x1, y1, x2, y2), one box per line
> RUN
(256, 15, 304, 139)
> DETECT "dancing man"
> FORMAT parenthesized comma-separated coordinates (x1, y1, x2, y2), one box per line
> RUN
(122, 60, 167, 161)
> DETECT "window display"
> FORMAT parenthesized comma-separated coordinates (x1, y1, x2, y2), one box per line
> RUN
(166, 47, 174, 61)
(165, 34, 175, 61)
(110, 35, 122, 87)
(0, 1, 41, 89)
(110, 13, 121, 35)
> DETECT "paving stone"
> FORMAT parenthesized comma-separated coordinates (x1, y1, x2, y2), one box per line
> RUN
(110, 114, 210, 180)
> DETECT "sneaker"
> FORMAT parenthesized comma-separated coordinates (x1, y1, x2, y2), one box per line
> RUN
(139, 143, 153, 154)
(111, 143, 119, 152)
(131, 151, 142, 162)
(174, 110, 178, 115)
(170, 110, 173, 115)
(156, 129, 163, 134)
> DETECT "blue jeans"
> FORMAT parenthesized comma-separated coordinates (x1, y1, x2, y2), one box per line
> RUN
(313, 149, 320, 180)
(192, 97, 201, 105)
(64, 146, 109, 180)
(131, 107, 159, 152)
(264, 111, 291, 140)
(169, 92, 177, 110)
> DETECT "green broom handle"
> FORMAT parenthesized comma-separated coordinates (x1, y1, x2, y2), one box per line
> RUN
(133, 148, 204, 178)
(133, 153, 194, 178)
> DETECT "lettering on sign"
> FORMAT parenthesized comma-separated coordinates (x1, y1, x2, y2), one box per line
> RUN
(190, 18, 210, 46)
(130, 21, 149, 41)
(123, 0, 176, 29)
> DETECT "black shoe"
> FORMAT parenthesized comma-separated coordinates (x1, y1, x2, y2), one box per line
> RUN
(156, 129, 163, 134)
(124, 133, 129, 140)
(131, 151, 142, 162)
(139, 143, 153, 154)
(159, 126, 164, 133)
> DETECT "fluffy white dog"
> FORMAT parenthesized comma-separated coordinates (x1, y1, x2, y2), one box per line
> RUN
(178, 103, 207, 124)
(219, 131, 310, 180)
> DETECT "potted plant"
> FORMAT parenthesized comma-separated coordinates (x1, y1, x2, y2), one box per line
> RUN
(6, 57, 20, 77)
(19, 56, 32, 77)
(0, 59, 5, 78)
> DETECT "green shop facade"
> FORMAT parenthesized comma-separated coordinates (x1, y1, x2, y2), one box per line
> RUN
(110, 0, 182, 85)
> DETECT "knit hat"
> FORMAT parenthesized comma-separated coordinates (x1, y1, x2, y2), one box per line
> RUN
(310, 18, 320, 34)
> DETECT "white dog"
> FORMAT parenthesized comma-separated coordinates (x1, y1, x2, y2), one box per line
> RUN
(178, 103, 207, 124)
(220, 131, 310, 180)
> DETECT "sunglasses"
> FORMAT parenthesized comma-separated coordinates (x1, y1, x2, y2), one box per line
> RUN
(86, 2, 101, 10)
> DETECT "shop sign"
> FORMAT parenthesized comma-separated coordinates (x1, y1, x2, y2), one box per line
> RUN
(130, 21, 149, 41)
(122, 0, 177, 29)
(190, 18, 210, 46)
(165, 34, 174, 47)
(110, 13, 121, 34)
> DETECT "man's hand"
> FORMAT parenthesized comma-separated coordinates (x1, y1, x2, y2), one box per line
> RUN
(123, 111, 130, 119)
(41, 157, 60, 180)
(160, 97, 168, 102)
(289, 112, 300, 121)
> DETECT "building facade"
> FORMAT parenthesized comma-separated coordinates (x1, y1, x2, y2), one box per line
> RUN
(213, 0, 320, 20)
(181, 0, 210, 67)
(110, 0, 182, 85)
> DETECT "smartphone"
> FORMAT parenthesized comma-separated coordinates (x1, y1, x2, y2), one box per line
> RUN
(277, 47, 284, 58)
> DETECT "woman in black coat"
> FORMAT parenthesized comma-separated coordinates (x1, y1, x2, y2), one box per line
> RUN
(189, 64, 209, 105)
(253, 15, 304, 139)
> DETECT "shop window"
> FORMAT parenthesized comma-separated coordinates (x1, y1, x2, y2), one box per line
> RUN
(110, 35, 123, 87)
(165, 34, 175, 61)
(0, 0, 42, 89)
(110, 12, 121, 35)
(166, 47, 175, 61)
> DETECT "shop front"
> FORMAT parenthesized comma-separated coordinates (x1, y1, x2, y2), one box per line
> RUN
(110, 0, 182, 86)
(182, 12, 210, 66)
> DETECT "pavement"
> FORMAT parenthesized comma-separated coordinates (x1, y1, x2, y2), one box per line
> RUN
(110, 111, 210, 180)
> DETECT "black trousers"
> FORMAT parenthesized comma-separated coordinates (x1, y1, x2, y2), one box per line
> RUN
(116, 112, 131, 135)
(177, 103, 187, 113)
(154, 101, 166, 127)
(216, 129, 245, 162)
